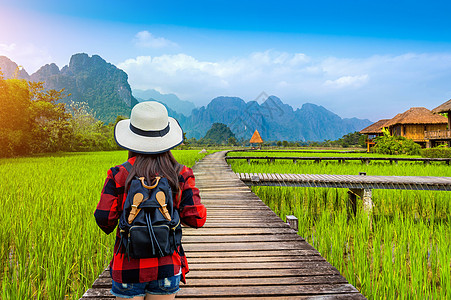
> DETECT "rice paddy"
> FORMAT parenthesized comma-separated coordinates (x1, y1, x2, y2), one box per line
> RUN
(230, 151, 450, 299)
(0, 150, 210, 299)
(2, 148, 449, 299)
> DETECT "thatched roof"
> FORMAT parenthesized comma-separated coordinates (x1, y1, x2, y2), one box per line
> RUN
(384, 107, 447, 127)
(249, 130, 263, 143)
(432, 99, 451, 114)
(359, 119, 390, 134)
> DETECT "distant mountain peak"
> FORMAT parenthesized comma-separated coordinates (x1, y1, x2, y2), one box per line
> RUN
(0, 56, 30, 79)
(133, 89, 196, 117)
(183, 96, 372, 141)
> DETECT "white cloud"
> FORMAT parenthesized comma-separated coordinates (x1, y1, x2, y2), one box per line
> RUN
(119, 50, 451, 121)
(133, 31, 177, 48)
(0, 42, 53, 74)
(0, 43, 16, 52)
(324, 74, 369, 88)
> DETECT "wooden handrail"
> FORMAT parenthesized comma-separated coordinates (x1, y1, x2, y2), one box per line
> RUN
(226, 156, 451, 164)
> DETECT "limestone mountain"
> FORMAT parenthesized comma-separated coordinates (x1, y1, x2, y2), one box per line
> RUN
(180, 96, 372, 141)
(0, 56, 31, 79)
(1, 54, 138, 123)
(30, 53, 138, 123)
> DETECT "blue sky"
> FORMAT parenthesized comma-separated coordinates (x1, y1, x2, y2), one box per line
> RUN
(1, 0, 451, 121)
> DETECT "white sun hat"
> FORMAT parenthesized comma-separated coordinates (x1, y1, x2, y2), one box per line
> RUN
(114, 101, 184, 154)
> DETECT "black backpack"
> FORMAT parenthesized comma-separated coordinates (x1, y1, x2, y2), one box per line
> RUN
(117, 161, 182, 259)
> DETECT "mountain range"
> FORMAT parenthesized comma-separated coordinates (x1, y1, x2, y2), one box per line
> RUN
(0, 54, 372, 141)
(177, 96, 371, 141)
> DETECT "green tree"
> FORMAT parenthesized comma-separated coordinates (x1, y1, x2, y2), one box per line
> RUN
(0, 78, 32, 156)
(28, 81, 72, 153)
(202, 123, 236, 145)
(228, 136, 237, 146)
(67, 101, 118, 151)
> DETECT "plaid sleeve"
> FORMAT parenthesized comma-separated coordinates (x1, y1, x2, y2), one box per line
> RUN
(178, 166, 206, 228)
(94, 166, 124, 234)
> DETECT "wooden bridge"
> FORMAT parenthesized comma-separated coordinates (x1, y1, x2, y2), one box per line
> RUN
(237, 173, 451, 191)
(226, 155, 451, 165)
(81, 151, 365, 299)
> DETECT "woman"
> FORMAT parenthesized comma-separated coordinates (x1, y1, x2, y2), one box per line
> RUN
(95, 101, 207, 299)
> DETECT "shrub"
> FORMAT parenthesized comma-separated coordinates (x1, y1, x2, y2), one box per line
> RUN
(373, 131, 421, 155)
(420, 145, 451, 158)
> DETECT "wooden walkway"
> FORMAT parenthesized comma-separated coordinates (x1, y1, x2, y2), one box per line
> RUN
(237, 173, 451, 191)
(226, 156, 451, 165)
(81, 151, 365, 299)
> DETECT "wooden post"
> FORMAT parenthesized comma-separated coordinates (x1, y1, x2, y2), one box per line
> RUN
(347, 190, 357, 221)
(363, 188, 373, 210)
(251, 175, 260, 183)
(286, 215, 298, 231)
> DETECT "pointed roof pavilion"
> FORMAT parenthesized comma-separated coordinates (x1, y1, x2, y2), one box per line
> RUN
(249, 130, 264, 144)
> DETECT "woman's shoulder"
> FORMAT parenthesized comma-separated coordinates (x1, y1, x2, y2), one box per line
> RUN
(107, 157, 136, 180)
(178, 165, 195, 180)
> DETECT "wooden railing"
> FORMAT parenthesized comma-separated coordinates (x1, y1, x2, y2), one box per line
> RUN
(225, 156, 451, 165)
(424, 130, 451, 139)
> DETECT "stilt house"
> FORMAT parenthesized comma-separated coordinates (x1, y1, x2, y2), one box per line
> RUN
(360, 107, 448, 150)
(384, 107, 448, 148)
(430, 99, 451, 146)
(359, 119, 390, 152)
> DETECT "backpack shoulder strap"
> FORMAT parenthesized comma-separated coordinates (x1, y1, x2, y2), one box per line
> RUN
(121, 161, 133, 173)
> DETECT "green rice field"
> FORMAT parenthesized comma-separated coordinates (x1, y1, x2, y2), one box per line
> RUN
(0, 150, 210, 299)
(230, 151, 451, 299)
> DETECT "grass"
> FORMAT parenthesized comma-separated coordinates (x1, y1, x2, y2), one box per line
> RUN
(0, 149, 210, 299)
(229, 151, 450, 299)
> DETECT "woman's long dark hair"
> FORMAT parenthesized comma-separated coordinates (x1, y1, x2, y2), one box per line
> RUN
(125, 150, 182, 205)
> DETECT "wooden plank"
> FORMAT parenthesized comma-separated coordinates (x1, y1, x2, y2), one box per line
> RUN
(177, 284, 359, 297)
(183, 241, 316, 252)
(91, 274, 346, 288)
(182, 227, 296, 236)
(82, 289, 365, 300)
(187, 256, 324, 264)
(184, 275, 347, 287)
(185, 249, 320, 258)
(179, 295, 367, 300)
(199, 223, 290, 228)
(182, 234, 303, 243)
(184, 268, 341, 279)
(188, 261, 335, 271)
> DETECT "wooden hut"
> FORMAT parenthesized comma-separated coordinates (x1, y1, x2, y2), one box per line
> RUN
(249, 130, 264, 149)
(359, 119, 391, 152)
(384, 107, 448, 148)
(430, 99, 451, 145)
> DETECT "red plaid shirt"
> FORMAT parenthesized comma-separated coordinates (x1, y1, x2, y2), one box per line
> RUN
(94, 156, 206, 284)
